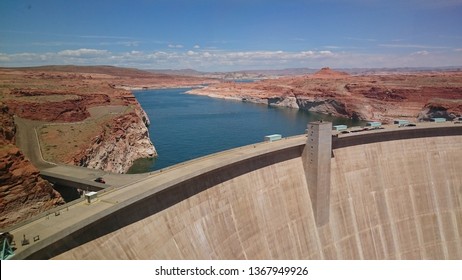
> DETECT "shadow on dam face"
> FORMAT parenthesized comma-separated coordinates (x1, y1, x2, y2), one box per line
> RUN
(29, 127, 462, 259)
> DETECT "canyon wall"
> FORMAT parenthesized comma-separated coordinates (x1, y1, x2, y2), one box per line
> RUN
(0, 103, 64, 228)
(1, 71, 157, 175)
(72, 110, 156, 174)
(187, 86, 369, 120)
(188, 69, 462, 123)
(189, 89, 364, 120)
(1, 66, 215, 228)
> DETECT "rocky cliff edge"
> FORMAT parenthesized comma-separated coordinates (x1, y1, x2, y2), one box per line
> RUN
(0, 103, 64, 228)
(0, 66, 213, 227)
(188, 68, 462, 123)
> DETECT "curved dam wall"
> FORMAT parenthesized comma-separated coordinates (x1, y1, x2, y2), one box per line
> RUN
(41, 129, 462, 259)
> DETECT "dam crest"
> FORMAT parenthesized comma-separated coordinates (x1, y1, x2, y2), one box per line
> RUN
(6, 122, 462, 259)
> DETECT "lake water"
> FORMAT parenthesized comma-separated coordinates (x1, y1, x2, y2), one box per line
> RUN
(128, 88, 365, 173)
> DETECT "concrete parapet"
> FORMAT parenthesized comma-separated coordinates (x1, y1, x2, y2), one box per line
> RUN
(332, 125, 462, 149)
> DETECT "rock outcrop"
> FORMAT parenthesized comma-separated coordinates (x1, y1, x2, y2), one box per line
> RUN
(267, 96, 299, 108)
(188, 69, 462, 123)
(418, 99, 462, 121)
(0, 103, 64, 228)
(6, 89, 92, 122)
(296, 97, 348, 117)
(0, 67, 161, 175)
(0, 65, 214, 227)
(72, 111, 156, 174)
(312, 67, 350, 78)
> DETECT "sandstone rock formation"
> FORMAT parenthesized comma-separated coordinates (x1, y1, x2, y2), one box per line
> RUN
(0, 103, 64, 228)
(188, 69, 462, 123)
(312, 67, 350, 78)
(72, 111, 156, 174)
(5, 89, 91, 122)
(0, 66, 216, 228)
(0, 67, 166, 174)
(418, 99, 462, 121)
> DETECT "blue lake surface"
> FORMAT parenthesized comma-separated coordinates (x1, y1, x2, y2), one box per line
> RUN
(128, 88, 365, 173)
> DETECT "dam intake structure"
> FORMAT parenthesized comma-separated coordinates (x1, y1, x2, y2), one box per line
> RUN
(5, 122, 462, 259)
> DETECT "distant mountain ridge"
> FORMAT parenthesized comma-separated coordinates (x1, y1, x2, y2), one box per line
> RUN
(147, 66, 462, 78)
(3, 65, 461, 79)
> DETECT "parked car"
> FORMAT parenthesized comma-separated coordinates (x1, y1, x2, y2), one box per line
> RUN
(94, 177, 105, 184)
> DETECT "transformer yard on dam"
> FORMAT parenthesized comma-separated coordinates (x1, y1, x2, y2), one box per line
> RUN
(3, 121, 462, 260)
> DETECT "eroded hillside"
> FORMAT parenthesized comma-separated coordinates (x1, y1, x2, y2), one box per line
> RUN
(0, 102, 64, 228)
(0, 66, 214, 227)
(188, 67, 462, 123)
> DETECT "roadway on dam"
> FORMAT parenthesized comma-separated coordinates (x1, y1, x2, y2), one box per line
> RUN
(8, 134, 307, 259)
(7, 121, 462, 259)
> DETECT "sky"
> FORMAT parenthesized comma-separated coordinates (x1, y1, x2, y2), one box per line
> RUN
(1, 0, 462, 71)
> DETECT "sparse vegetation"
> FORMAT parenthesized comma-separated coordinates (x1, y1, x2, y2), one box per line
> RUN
(37, 113, 120, 164)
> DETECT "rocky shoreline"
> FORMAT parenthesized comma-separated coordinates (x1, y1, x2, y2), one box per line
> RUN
(187, 68, 462, 123)
(0, 65, 212, 227)
(0, 66, 214, 175)
(72, 109, 156, 174)
(187, 87, 357, 118)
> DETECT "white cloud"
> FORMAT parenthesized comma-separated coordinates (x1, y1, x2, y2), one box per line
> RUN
(79, 35, 133, 40)
(345, 37, 377, 42)
(57, 48, 110, 57)
(319, 50, 334, 55)
(193, 45, 201, 49)
(379, 44, 449, 49)
(115, 41, 140, 47)
(0, 53, 11, 62)
(324, 45, 341, 49)
(168, 44, 184, 49)
(411, 50, 430, 56)
(32, 41, 83, 47)
(1, 48, 462, 71)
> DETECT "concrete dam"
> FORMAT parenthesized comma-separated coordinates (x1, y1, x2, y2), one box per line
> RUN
(9, 122, 462, 259)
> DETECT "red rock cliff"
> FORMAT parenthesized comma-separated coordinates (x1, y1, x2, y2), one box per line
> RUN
(0, 103, 64, 228)
(188, 69, 462, 123)
(71, 110, 157, 174)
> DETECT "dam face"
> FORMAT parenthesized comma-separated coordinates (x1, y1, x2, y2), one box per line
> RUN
(329, 135, 461, 259)
(50, 127, 461, 259)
